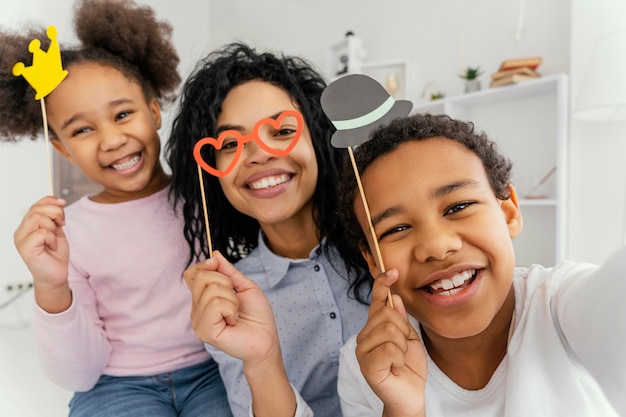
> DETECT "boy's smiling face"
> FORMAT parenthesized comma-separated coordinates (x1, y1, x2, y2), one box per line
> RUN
(356, 137, 523, 339)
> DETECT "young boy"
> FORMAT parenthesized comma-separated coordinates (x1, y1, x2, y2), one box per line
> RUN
(335, 113, 626, 417)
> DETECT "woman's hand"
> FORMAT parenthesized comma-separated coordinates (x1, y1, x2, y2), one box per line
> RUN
(184, 250, 280, 365)
(356, 269, 427, 417)
(184, 251, 299, 417)
(13, 196, 72, 313)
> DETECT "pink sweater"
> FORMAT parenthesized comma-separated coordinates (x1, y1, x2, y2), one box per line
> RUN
(32, 186, 210, 392)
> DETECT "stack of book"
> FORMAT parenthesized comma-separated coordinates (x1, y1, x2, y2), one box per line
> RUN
(490, 57, 542, 87)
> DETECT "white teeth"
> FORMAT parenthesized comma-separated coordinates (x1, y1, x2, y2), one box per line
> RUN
(435, 287, 463, 296)
(112, 155, 140, 171)
(428, 269, 475, 293)
(249, 174, 290, 190)
(452, 274, 466, 287)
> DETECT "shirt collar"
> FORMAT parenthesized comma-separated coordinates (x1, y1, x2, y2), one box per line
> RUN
(257, 229, 324, 287)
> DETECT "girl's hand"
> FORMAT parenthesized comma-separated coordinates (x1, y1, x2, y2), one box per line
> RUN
(356, 269, 428, 417)
(13, 196, 72, 313)
(184, 251, 280, 366)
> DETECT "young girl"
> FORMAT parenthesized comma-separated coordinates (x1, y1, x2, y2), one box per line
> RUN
(2, 1, 232, 416)
(335, 113, 626, 416)
(165, 43, 371, 417)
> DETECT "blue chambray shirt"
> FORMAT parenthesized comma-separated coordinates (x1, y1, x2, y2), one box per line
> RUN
(206, 233, 370, 417)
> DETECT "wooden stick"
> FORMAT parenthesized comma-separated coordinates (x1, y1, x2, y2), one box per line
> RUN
(197, 164, 213, 257)
(347, 147, 393, 308)
(40, 98, 54, 196)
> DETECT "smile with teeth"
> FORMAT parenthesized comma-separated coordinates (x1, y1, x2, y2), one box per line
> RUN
(423, 269, 476, 296)
(248, 174, 291, 190)
(111, 154, 141, 171)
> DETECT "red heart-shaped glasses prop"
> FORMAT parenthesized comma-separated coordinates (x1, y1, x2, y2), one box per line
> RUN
(193, 110, 304, 178)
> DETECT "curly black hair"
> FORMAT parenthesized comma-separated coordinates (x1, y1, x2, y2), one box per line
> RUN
(165, 42, 372, 303)
(0, 0, 180, 141)
(337, 113, 513, 281)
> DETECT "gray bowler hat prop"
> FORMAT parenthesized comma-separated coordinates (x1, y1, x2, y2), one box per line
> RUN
(320, 74, 413, 148)
(321, 74, 412, 307)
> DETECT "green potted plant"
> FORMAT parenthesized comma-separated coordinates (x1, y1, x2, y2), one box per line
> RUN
(430, 91, 445, 101)
(459, 66, 483, 93)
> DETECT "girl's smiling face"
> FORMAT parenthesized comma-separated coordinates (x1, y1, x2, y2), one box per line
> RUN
(46, 63, 166, 203)
(216, 80, 318, 230)
(357, 137, 523, 339)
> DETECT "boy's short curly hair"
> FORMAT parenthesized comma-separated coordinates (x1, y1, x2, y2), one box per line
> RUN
(337, 112, 513, 251)
(0, 0, 180, 141)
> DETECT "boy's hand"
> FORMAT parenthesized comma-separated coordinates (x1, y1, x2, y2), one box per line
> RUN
(13, 196, 72, 313)
(356, 269, 427, 417)
(184, 251, 280, 366)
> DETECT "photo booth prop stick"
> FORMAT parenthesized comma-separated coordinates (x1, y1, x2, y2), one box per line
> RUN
(193, 110, 304, 258)
(12, 26, 68, 196)
(196, 164, 214, 257)
(321, 74, 412, 307)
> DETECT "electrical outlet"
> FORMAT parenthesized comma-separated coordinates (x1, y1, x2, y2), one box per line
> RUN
(4, 281, 33, 292)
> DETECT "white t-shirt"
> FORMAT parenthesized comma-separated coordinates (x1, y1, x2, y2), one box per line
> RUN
(338, 246, 626, 416)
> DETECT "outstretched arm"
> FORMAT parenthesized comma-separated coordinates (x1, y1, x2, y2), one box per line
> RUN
(557, 245, 626, 415)
(184, 251, 306, 417)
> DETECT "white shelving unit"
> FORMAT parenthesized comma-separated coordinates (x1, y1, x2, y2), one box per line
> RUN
(412, 74, 569, 267)
(326, 36, 409, 99)
(360, 60, 409, 100)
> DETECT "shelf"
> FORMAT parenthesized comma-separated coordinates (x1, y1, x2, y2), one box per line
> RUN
(360, 60, 409, 100)
(413, 74, 566, 112)
(519, 198, 558, 207)
(411, 74, 568, 267)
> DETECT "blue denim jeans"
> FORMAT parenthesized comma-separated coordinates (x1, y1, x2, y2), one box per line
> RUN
(68, 359, 233, 417)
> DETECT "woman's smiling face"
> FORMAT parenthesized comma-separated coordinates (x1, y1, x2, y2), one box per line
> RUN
(357, 137, 522, 339)
(216, 80, 318, 229)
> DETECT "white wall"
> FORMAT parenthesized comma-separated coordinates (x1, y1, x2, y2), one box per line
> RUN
(569, 0, 626, 263)
(0, 1, 210, 416)
(0, 3, 76, 415)
(207, 0, 570, 103)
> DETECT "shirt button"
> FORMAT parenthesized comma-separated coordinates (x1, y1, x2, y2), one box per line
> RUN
(329, 312, 337, 319)
(314, 265, 320, 271)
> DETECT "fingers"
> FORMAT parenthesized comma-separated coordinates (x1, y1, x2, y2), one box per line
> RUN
(357, 269, 417, 379)
(194, 273, 240, 330)
(16, 226, 61, 256)
(354, 269, 428, 408)
(182, 256, 218, 290)
(357, 308, 413, 357)
(363, 268, 410, 342)
(14, 197, 66, 237)
(29, 196, 66, 225)
(186, 249, 260, 294)
(14, 197, 67, 257)
(369, 269, 400, 317)
(184, 252, 250, 335)
(210, 251, 259, 293)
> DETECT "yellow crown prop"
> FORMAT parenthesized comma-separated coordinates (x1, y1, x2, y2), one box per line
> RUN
(12, 25, 68, 100)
